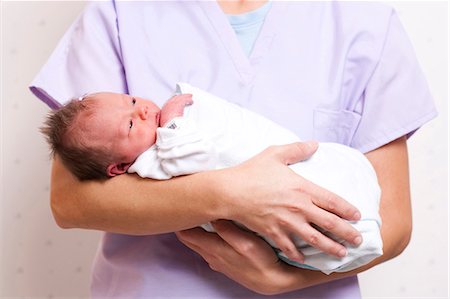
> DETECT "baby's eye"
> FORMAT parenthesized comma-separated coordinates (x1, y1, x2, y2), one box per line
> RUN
(132, 98, 136, 105)
(129, 120, 133, 129)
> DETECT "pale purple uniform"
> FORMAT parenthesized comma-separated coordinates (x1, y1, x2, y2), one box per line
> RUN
(30, 1, 436, 298)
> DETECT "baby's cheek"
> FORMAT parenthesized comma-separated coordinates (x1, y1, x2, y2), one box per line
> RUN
(150, 134, 157, 146)
(145, 128, 157, 147)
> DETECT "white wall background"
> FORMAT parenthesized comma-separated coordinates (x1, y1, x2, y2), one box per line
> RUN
(1, 1, 448, 298)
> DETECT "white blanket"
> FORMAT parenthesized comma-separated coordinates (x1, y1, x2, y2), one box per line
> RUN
(128, 83, 382, 274)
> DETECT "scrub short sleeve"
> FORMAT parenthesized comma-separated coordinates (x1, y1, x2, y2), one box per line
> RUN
(29, 1, 127, 109)
(351, 10, 437, 153)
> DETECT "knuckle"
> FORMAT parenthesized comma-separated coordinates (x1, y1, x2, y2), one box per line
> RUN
(238, 240, 256, 254)
(288, 204, 303, 213)
(322, 216, 337, 231)
(303, 193, 314, 204)
(326, 196, 337, 211)
(324, 192, 337, 206)
(208, 262, 220, 272)
(296, 178, 309, 193)
(288, 207, 304, 217)
(278, 218, 289, 227)
(308, 232, 320, 246)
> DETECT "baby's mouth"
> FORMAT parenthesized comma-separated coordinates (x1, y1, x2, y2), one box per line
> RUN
(156, 111, 161, 126)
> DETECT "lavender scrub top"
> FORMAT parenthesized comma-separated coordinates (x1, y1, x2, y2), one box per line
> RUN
(30, 1, 437, 298)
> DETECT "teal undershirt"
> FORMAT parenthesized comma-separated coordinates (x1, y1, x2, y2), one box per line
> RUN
(226, 1, 273, 57)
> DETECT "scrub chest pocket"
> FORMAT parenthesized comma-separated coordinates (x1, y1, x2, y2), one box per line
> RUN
(313, 108, 362, 146)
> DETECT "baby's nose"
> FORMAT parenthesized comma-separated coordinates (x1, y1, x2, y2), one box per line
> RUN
(138, 106, 148, 120)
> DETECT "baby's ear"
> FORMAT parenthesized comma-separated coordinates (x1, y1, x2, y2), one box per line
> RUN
(107, 162, 132, 177)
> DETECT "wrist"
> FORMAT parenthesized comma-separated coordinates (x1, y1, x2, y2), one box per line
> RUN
(193, 169, 232, 221)
(275, 264, 326, 294)
(207, 166, 245, 221)
(202, 165, 252, 222)
(249, 262, 298, 295)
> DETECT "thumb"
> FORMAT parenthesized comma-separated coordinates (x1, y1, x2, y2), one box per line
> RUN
(212, 220, 266, 254)
(274, 141, 319, 165)
(212, 220, 279, 263)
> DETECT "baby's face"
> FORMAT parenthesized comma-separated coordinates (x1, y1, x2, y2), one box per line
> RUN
(81, 92, 161, 163)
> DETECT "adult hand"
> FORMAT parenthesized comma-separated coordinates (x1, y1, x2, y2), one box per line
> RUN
(215, 142, 362, 263)
(176, 220, 292, 295)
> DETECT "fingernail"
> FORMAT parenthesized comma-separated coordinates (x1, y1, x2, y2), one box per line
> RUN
(338, 248, 347, 257)
(353, 236, 362, 245)
(352, 211, 361, 221)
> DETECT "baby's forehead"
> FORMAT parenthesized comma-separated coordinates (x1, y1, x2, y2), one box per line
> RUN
(85, 92, 124, 103)
(75, 96, 112, 122)
(74, 102, 114, 135)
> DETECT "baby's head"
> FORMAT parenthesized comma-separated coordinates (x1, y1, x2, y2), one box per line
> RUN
(41, 92, 161, 180)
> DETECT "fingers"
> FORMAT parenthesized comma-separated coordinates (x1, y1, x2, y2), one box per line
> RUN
(210, 220, 255, 247)
(176, 227, 222, 247)
(176, 224, 279, 274)
(308, 208, 362, 247)
(264, 229, 305, 263)
(295, 223, 349, 258)
(266, 141, 361, 221)
(282, 199, 361, 257)
(211, 220, 280, 263)
(176, 228, 225, 260)
(268, 142, 319, 165)
(300, 178, 361, 221)
(178, 223, 286, 293)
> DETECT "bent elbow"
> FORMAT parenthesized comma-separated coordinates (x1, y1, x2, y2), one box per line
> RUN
(50, 191, 75, 229)
(397, 224, 412, 256)
(389, 220, 412, 259)
(52, 213, 72, 229)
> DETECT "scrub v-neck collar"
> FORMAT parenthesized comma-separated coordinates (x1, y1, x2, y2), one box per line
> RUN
(197, 1, 287, 85)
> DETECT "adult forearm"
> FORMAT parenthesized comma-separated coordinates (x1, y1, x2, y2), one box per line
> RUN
(53, 142, 363, 264)
(50, 155, 225, 234)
